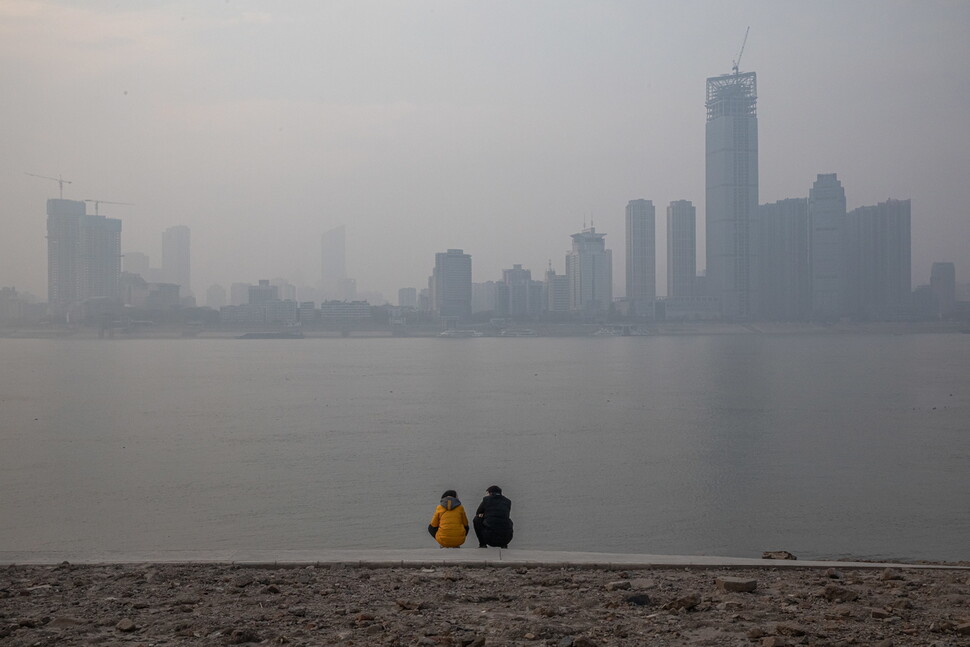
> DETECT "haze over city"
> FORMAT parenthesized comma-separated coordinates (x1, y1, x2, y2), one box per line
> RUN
(2, 0, 969, 302)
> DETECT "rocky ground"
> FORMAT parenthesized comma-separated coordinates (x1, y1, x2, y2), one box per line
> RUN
(2, 562, 969, 646)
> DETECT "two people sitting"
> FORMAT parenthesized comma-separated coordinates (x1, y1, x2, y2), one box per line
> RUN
(428, 485, 513, 549)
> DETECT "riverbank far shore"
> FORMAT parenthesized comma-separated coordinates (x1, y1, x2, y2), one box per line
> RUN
(2, 558, 968, 646)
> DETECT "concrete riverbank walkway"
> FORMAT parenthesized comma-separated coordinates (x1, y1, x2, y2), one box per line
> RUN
(2, 548, 966, 570)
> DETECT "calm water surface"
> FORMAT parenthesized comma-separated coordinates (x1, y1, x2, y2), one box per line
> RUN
(1, 335, 968, 561)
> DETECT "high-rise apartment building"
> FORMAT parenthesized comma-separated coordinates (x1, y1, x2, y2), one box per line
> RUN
(398, 287, 417, 308)
(845, 199, 911, 319)
(705, 70, 759, 320)
(566, 226, 612, 314)
(808, 174, 846, 320)
(666, 200, 696, 298)
(544, 265, 569, 314)
(248, 279, 279, 305)
(432, 249, 472, 320)
(759, 198, 810, 321)
(625, 199, 655, 316)
(47, 198, 122, 315)
(161, 225, 191, 297)
(930, 262, 956, 318)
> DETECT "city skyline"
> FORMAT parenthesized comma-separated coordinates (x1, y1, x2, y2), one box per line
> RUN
(3, 2, 969, 302)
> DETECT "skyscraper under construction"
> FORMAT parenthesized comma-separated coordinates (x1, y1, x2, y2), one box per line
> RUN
(705, 70, 759, 320)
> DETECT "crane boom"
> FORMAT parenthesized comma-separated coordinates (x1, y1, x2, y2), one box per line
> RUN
(732, 26, 750, 75)
(84, 199, 134, 216)
(25, 172, 72, 199)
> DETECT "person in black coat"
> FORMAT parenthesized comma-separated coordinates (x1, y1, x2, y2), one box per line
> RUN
(473, 485, 513, 548)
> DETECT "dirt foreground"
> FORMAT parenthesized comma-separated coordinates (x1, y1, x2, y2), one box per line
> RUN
(2, 562, 969, 646)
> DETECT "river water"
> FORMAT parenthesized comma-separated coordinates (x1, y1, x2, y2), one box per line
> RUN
(1, 334, 967, 561)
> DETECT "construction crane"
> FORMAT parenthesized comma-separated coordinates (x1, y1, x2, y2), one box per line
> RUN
(732, 26, 750, 75)
(25, 172, 73, 198)
(84, 199, 134, 216)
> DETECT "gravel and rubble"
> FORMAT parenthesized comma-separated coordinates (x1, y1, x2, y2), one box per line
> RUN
(2, 562, 969, 646)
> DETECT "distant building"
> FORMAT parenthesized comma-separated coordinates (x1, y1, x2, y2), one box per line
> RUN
(566, 226, 612, 314)
(759, 198, 810, 321)
(161, 225, 191, 297)
(206, 284, 227, 309)
(47, 198, 122, 316)
(271, 278, 297, 302)
(930, 262, 956, 318)
(625, 199, 656, 317)
(808, 174, 846, 319)
(124, 251, 151, 279)
(298, 301, 317, 324)
(398, 287, 417, 308)
(498, 264, 541, 318)
(544, 265, 569, 314)
(706, 70, 759, 320)
(666, 200, 696, 299)
(248, 279, 279, 305)
(230, 282, 250, 306)
(845, 199, 912, 320)
(319, 300, 371, 321)
(433, 249, 472, 320)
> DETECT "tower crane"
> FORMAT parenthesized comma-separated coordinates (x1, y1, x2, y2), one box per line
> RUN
(25, 172, 73, 199)
(84, 199, 134, 216)
(732, 26, 750, 75)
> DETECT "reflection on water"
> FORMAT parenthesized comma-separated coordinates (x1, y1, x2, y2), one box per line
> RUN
(0, 335, 967, 561)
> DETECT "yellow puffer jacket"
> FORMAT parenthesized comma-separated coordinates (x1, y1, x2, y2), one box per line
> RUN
(429, 495, 469, 548)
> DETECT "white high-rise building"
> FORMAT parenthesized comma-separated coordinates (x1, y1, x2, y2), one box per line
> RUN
(566, 226, 612, 314)
(666, 200, 696, 298)
(162, 225, 191, 296)
(808, 173, 846, 320)
(706, 70, 759, 320)
(625, 199, 655, 316)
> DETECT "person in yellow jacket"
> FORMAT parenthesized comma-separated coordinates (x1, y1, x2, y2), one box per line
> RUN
(428, 489, 469, 548)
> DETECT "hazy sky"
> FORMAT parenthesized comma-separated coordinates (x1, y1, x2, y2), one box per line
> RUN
(3, 0, 969, 302)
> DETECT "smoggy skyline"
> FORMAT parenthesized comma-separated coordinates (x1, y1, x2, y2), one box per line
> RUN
(3, 1, 969, 302)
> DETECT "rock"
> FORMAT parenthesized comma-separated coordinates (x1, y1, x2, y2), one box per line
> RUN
(663, 593, 700, 611)
(873, 639, 893, 647)
(232, 575, 254, 588)
(955, 623, 970, 635)
(557, 638, 575, 647)
(825, 568, 843, 579)
(823, 584, 859, 602)
(869, 607, 891, 619)
(173, 593, 200, 605)
(605, 580, 631, 591)
(716, 576, 757, 592)
(116, 618, 136, 632)
(761, 637, 787, 647)
(227, 627, 259, 644)
(624, 593, 651, 606)
(261, 584, 281, 594)
(629, 577, 657, 589)
(880, 568, 904, 581)
(762, 551, 797, 560)
(747, 627, 765, 639)
(775, 622, 808, 636)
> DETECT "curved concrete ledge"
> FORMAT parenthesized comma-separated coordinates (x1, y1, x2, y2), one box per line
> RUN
(1, 548, 966, 570)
